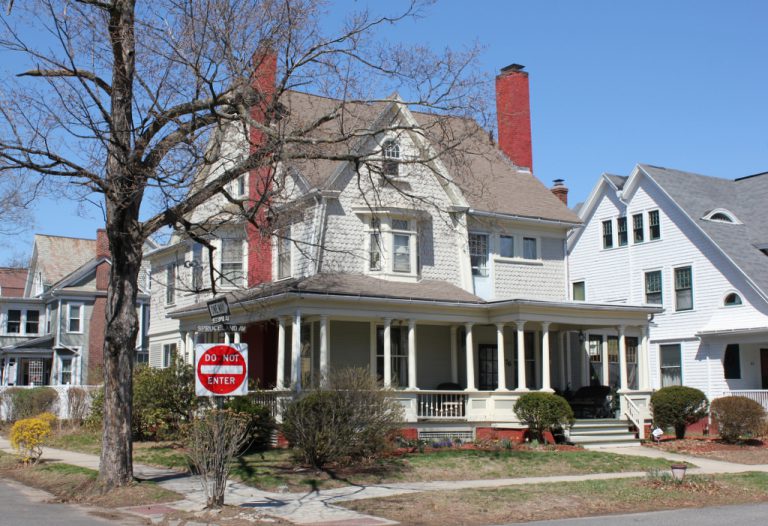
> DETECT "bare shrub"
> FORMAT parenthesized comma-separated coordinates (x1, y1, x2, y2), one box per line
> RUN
(66, 388, 90, 426)
(711, 396, 767, 443)
(281, 367, 403, 469)
(186, 409, 250, 508)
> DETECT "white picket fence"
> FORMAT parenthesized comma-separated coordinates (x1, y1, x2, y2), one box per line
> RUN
(0, 385, 100, 421)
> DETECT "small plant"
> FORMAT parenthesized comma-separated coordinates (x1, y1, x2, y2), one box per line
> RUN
(66, 387, 90, 425)
(651, 386, 709, 439)
(514, 392, 574, 442)
(710, 396, 767, 443)
(186, 409, 250, 508)
(500, 438, 513, 450)
(10, 416, 53, 464)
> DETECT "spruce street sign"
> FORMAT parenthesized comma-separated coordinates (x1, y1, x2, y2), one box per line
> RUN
(195, 343, 248, 396)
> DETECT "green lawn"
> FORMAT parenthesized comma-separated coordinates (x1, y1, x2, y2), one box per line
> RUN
(343, 472, 768, 526)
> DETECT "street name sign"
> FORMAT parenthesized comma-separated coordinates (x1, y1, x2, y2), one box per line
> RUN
(195, 343, 248, 396)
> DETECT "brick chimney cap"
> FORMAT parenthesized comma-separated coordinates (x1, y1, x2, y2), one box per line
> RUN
(553, 178, 566, 187)
(500, 63, 526, 74)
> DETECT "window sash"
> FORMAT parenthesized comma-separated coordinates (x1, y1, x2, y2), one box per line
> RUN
(469, 234, 489, 276)
(60, 358, 72, 385)
(191, 243, 204, 291)
(369, 233, 382, 271)
(573, 281, 585, 301)
(393, 234, 411, 272)
(499, 235, 514, 258)
(68, 304, 81, 333)
(633, 214, 644, 242)
(523, 237, 537, 259)
(645, 271, 662, 304)
(617, 217, 628, 246)
(25, 311, 39, 334)
(6, 310, 20, 333)
(660, 344, 682, 387)
(220, 239, 244, 287)
(277, 236, 292, 279)
(602, 220, 613, 248)
(165, 265, 176, 304)
(607, 336, 619, 363)
(625, 337, 638, 364)
(376, 326, 409, 387)
(649, 210, 661, 240)
(382, 140, 400, 176)
(674, 267, 692, 311)
(588, 335, 603, 362)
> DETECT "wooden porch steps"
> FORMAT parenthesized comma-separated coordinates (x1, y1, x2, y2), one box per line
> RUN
(568, 418, 640, 449)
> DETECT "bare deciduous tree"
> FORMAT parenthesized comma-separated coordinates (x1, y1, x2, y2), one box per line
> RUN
(0, 0, 488, 489)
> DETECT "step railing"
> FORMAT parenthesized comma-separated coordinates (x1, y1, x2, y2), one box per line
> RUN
(417, 391, 467, 420)
(622, 394, 645, 439)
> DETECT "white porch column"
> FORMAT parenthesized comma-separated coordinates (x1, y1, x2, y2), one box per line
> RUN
(320, 316, 330, 387)
(515, 321, 528, 391)
(640, 325, 650, 390)
(450, 325, 458, 384)
(276, 318, 286, 389)
(601, 336, 610, 386)
(188, 331, 197, 365)
(291, 311, 302, 390)
(224, 331, 231, 344)
(495, 323, 507, 391)
(534, 329, 541, 390)
(465, 323, 475, 391)
(233, 331, 241, 344)
(407, 319, 418, 390)
(618, 325, 628, 390)
(180, 331, 187, 363)
(383, 318, 392, 388)
(541, 322, 553, 392)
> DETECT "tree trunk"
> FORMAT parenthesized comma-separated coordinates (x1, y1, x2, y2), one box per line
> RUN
(98, 215, 143, 487)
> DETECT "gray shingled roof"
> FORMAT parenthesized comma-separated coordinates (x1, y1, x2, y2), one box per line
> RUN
(34, 235, 96, 287)
(604, 174, 628, 190)
(640, 164, 768, 296)
(170, 272, 485, 316)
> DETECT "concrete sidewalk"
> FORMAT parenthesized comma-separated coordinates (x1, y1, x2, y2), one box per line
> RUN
(3, 436, 768, 525)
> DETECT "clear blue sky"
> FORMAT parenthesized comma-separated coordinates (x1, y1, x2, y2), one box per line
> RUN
(3, 0, 768, 261)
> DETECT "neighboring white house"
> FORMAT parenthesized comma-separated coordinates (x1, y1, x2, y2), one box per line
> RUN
(568, 164, 768, 409)
(147, 61, 658, 440)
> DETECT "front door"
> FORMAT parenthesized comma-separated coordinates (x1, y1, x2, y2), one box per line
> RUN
(761, 349, 768, 389)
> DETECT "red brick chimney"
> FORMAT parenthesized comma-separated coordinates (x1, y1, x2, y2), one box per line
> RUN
(551, 179, 568, 206)
(90, 228, 111, 382)
(95, 228, 110, 258)
(247, 50, 277, 287)
(495, 64, 533, 171)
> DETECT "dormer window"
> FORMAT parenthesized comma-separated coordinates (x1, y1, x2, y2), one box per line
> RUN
(703, 209, 740, 224)
(382, 140, 400, 176)
(724, 293, 742, 306)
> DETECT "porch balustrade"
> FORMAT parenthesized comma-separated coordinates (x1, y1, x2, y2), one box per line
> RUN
(417, 391, 467, 419)
(721, 390, 768, 411)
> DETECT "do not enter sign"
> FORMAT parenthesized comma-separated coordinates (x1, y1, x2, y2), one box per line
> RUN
(195, 344, 248, 396)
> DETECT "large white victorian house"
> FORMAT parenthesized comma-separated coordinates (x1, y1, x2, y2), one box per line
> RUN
(147, 62, 658, 441)
(569, 165, 768, 410)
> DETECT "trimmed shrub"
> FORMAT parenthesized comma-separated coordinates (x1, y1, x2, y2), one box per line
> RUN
(513, 392, 574, 442)
(11, 416, 53, 464)
(710, 396, 767, 443)
(223, 394, 274, 452)
(651, 386, 708, 439)
(2, 387, 58, 422)
(281, 368, 403, 469)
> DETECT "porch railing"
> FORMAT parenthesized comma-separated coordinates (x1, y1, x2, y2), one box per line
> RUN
(417, 391, 467, 420)
(251, 390, 293, 420)
(622, 394, 645, 439)
(720, 390, 768, 411)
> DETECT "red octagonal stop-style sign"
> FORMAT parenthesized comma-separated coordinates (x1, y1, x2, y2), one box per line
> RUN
(195, 344, 248, 396)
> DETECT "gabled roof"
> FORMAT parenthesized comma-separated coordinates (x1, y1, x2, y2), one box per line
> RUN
(638, 164, 768, 297)
(33, 234, 96, 287)
(0, 268, 28, 297)
(195, 89, 581, 225)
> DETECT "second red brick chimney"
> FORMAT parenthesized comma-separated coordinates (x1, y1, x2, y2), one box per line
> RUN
(495, 63, 533, 171)
(551, 179, 569, 206)
(95, 228, 110, 259)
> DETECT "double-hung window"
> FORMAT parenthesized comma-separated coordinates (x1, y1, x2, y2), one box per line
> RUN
(572, 281, 585, 301)
(162, 343, 177, 368)
(469, 233, 489, 277)
(499, 235, 515, 258)
(523, 237, 537, 260)
(220, 238, 244, 288)
(25, 311, 39, 334)
(6, 310, 20, 334)
(602, 220, 613, 249)
(633, 213, 644, 243)
(392, 219, 412, 273)
(165, 264, 176, 305)
(67, 304, 82, 333)
(617, 217, 628, 246)
(645, 271, 662, 305)
(382, 140, 400, 176)
(59, 357, 73, 385)
(674, 266, 693, 311)
(649, 210, 661, 240)
(277, 230, 292, 279)
(660, 344, 682, 386)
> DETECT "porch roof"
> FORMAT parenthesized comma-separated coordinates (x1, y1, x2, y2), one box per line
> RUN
(1, 334, 54, 351)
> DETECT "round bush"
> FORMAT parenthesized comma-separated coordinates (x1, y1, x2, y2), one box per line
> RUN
(10, 416, 53, 464)
(513, 392, 574, 442)
(651, 386, 708, 439)
(223, 394, 275, 452)
(710, 396, 766, 443)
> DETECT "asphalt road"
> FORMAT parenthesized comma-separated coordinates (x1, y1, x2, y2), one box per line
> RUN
(0, 478, 129, 526)
(511, 502, 768, 525)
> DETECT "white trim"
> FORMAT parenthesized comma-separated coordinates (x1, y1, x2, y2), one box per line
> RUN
(66, 302, 84, 334)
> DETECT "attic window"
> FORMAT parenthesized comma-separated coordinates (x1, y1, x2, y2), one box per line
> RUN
(382, 140, 400, 176)
(703, 209, 740, 224)
(724, 293, 742, 306)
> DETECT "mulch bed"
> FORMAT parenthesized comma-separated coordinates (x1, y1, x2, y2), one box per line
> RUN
(645, 437, 768, 464)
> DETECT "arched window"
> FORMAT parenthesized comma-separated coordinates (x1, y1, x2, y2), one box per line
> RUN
(703, 209, 740, 224)
(710, 213, 733, 223)
(382, 140, 400, 176)
(724, 293, 742, 306)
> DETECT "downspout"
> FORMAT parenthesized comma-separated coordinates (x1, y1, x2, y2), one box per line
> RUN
(314, 194, 328, 274)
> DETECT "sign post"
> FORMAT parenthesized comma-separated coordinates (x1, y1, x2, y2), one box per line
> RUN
(195, 343, 248, 397)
